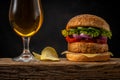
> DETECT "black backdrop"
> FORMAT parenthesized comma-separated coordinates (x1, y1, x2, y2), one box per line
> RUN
(0, 0, 120, 58)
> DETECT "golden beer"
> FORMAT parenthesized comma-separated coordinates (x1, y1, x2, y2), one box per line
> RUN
(9, 0, 43, 37)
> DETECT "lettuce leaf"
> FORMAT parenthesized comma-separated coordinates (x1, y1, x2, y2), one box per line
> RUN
(61, 27, 112, 39)
(101, 29, 112, 39)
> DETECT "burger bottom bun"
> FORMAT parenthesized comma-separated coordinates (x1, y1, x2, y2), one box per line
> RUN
(66, 52, 111, 62)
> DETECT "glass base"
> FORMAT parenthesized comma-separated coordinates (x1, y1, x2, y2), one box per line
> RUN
(13, 53, 38, 62)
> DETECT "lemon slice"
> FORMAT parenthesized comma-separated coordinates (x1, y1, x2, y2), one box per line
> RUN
(32, 52, 41, 60)
(41, 46, 60, 61)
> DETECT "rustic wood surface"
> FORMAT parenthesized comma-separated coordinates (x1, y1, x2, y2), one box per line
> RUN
(0, 58, 120, 80)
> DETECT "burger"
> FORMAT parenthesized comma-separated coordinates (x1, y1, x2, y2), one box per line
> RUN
(61, 14, 112, 62)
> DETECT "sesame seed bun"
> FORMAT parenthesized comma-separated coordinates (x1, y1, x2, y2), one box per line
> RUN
(66, 14, 110, 31)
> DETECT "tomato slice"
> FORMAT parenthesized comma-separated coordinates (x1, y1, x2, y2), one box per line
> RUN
(65, 36, 78, 43)
(65, 36, 107, 44)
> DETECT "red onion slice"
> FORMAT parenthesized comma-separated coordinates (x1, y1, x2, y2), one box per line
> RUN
(98, 36, 107, 40)
(79, 33, 92, 39)
(72, 34, 81, 39)
(72, 33, 92, 39)
(96, 36, 107, 44)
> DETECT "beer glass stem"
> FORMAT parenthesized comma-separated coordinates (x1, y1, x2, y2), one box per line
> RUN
(22, 37, 31, 54)
(13, 37, 38, 62)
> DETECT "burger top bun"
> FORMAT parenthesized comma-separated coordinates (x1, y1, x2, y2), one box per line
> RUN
(66, 14, 110, 31)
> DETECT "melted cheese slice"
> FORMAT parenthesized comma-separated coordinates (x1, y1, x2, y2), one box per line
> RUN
(61, 51, 110, 57)
(80, 54, 100, 57)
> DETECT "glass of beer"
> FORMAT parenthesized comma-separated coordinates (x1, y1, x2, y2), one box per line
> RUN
(9, 0, 43, 62)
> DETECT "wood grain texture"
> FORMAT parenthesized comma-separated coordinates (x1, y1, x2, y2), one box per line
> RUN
(0, 58, 120, 80)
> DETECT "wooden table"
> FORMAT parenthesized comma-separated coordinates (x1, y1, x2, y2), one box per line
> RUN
(0, 58, 120, 80)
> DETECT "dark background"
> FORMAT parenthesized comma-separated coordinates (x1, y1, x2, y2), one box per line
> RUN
(0, 0, 120, 58)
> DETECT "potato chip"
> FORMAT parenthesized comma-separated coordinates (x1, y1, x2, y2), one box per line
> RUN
(41, 46, 60, 61)
(33, 52, 41, 60)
